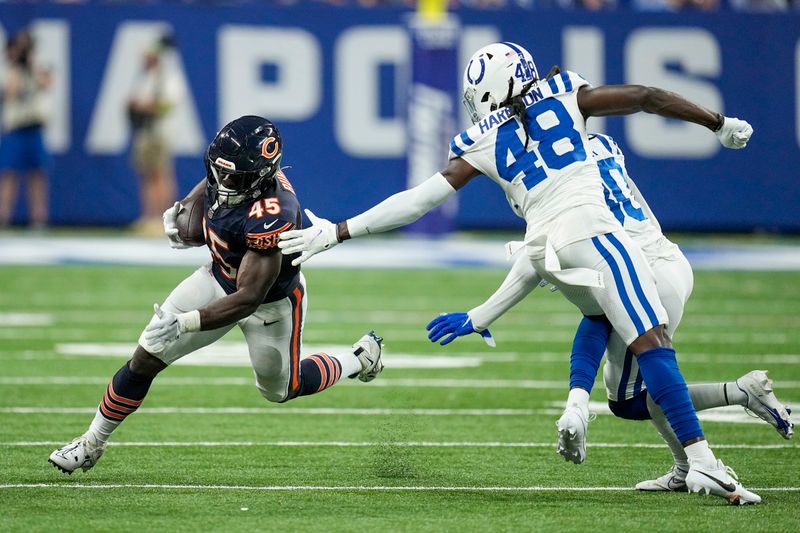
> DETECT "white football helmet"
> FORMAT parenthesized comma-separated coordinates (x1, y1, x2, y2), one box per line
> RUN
(462, 42, 539, 124)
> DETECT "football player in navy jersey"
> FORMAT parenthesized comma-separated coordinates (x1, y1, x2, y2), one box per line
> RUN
(48, 116, 384, 474)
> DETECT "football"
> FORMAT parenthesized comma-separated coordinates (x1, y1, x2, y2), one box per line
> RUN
(176, 182, 206, 246)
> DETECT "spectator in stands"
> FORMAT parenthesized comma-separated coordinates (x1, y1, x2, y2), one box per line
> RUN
(127, 33, 183, 235)
(632, 0, 720, 10)
(0, 29, 52, 230)
(729, 0, 790, 11)
(550, 0, 617, 9)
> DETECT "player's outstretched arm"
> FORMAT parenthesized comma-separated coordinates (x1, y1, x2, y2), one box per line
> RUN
(143, 250, 280, 351)
(577, 85, 753, 149)
(427, 253, 543, 346)
(278, 158, 479, 266)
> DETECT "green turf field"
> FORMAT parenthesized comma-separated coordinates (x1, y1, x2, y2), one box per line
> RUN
(1, 266, 799, 531)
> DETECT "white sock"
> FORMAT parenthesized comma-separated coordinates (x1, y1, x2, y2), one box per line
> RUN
(88, 409, 120, 445)
(687, 382, 748, 410)
(725, 381, 748, 406)
(338, 351, 363, 379)
(684, 439, 717, 468)
(566, 387, 590, 417)
(646, 395, 689, 473)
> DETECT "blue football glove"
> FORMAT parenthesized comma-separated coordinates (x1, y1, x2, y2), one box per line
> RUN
(426, 312, 496, 347)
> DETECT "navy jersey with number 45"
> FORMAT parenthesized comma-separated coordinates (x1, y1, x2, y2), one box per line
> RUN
(202, 170, 301, 303)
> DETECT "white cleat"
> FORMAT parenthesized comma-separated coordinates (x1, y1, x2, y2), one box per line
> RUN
(686, 460, 761, 505)
(352, 330, 384, 383)
(556, 406, 588, 464)
(736, 370, 794, 439)
(48, 432, 106, 474)
(635, 465, 689, 492)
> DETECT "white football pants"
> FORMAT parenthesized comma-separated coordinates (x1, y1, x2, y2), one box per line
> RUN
(137, 264, 307, 402)
(602, 242, 694, 401)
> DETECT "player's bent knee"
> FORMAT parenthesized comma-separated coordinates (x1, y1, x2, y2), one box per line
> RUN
(254, 377, 290, 403)
(258, 388, 287, 403)
(629, 325, 672, 355)
(608, 391, 651, 421)
(129, 346, 168, 378)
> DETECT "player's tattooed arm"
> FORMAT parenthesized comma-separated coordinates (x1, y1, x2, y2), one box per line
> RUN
(576, 84, 723, 131)
(197, 249, 281, 330)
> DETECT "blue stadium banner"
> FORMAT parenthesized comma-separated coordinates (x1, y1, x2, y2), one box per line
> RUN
(0, 6, 797, 232)
(405, 13, 459, 235)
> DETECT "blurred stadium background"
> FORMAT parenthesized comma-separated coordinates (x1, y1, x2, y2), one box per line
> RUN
(1, 1, 799, 530)
(0, 1, 798, 234)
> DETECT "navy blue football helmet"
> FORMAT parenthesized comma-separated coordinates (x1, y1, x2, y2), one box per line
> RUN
(206, 115, 283, 207)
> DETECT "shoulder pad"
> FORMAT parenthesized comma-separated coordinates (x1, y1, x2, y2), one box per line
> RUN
(274, 170, 296, 195)
(544, 70, 590, 96)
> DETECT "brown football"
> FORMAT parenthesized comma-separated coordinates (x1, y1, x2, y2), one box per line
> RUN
(176, 181, 206, 246)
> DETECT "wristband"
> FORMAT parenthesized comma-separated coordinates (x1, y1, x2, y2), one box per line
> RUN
(178, 310, 202, 332)
(713, 113, 725, 132)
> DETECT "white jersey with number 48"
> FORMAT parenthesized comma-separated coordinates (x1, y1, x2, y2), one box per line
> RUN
(448, 70, 620, 259)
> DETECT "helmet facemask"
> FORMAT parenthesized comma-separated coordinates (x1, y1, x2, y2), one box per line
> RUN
(207, 154, 280, 208)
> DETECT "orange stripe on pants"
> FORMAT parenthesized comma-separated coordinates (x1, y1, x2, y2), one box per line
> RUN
(289, 287, 303, 394)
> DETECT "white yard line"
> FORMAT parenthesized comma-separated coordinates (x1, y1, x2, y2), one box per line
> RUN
(1, 404, 798, 428)
(7, 350, 800, 367)
(0, 312, 53, 327)
(51, 343, 491, 370)
(0, 407, 561, 416)
(3, 234, 800, 270)
(0, 483, 796, 492)
(3, 376, 800, 389)
(2, 441, 794, 450)
(0, 376, 573, 388)
(7, 350, 800, 368)
(6, 309, 798, 328)
(3, 327, 793, 344)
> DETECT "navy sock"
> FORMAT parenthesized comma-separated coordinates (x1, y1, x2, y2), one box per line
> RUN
(569, 315, 612, 392)
(99, 361, 154, 422)
(635, 347, 703, 443)
(298, 353, 342, 397)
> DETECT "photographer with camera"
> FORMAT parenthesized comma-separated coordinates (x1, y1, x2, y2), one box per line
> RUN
(128, 33, 183, 235)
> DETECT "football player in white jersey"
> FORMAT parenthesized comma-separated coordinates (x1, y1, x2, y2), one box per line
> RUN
(279, 42, 760, 504)
(425, 130, 794, 492)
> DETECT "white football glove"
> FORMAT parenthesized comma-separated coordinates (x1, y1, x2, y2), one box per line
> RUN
(277, 209, 339, 266)
(715, 116, 753, 149)
(143, 304, 197, 353)
(163, 201, 190, 249)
